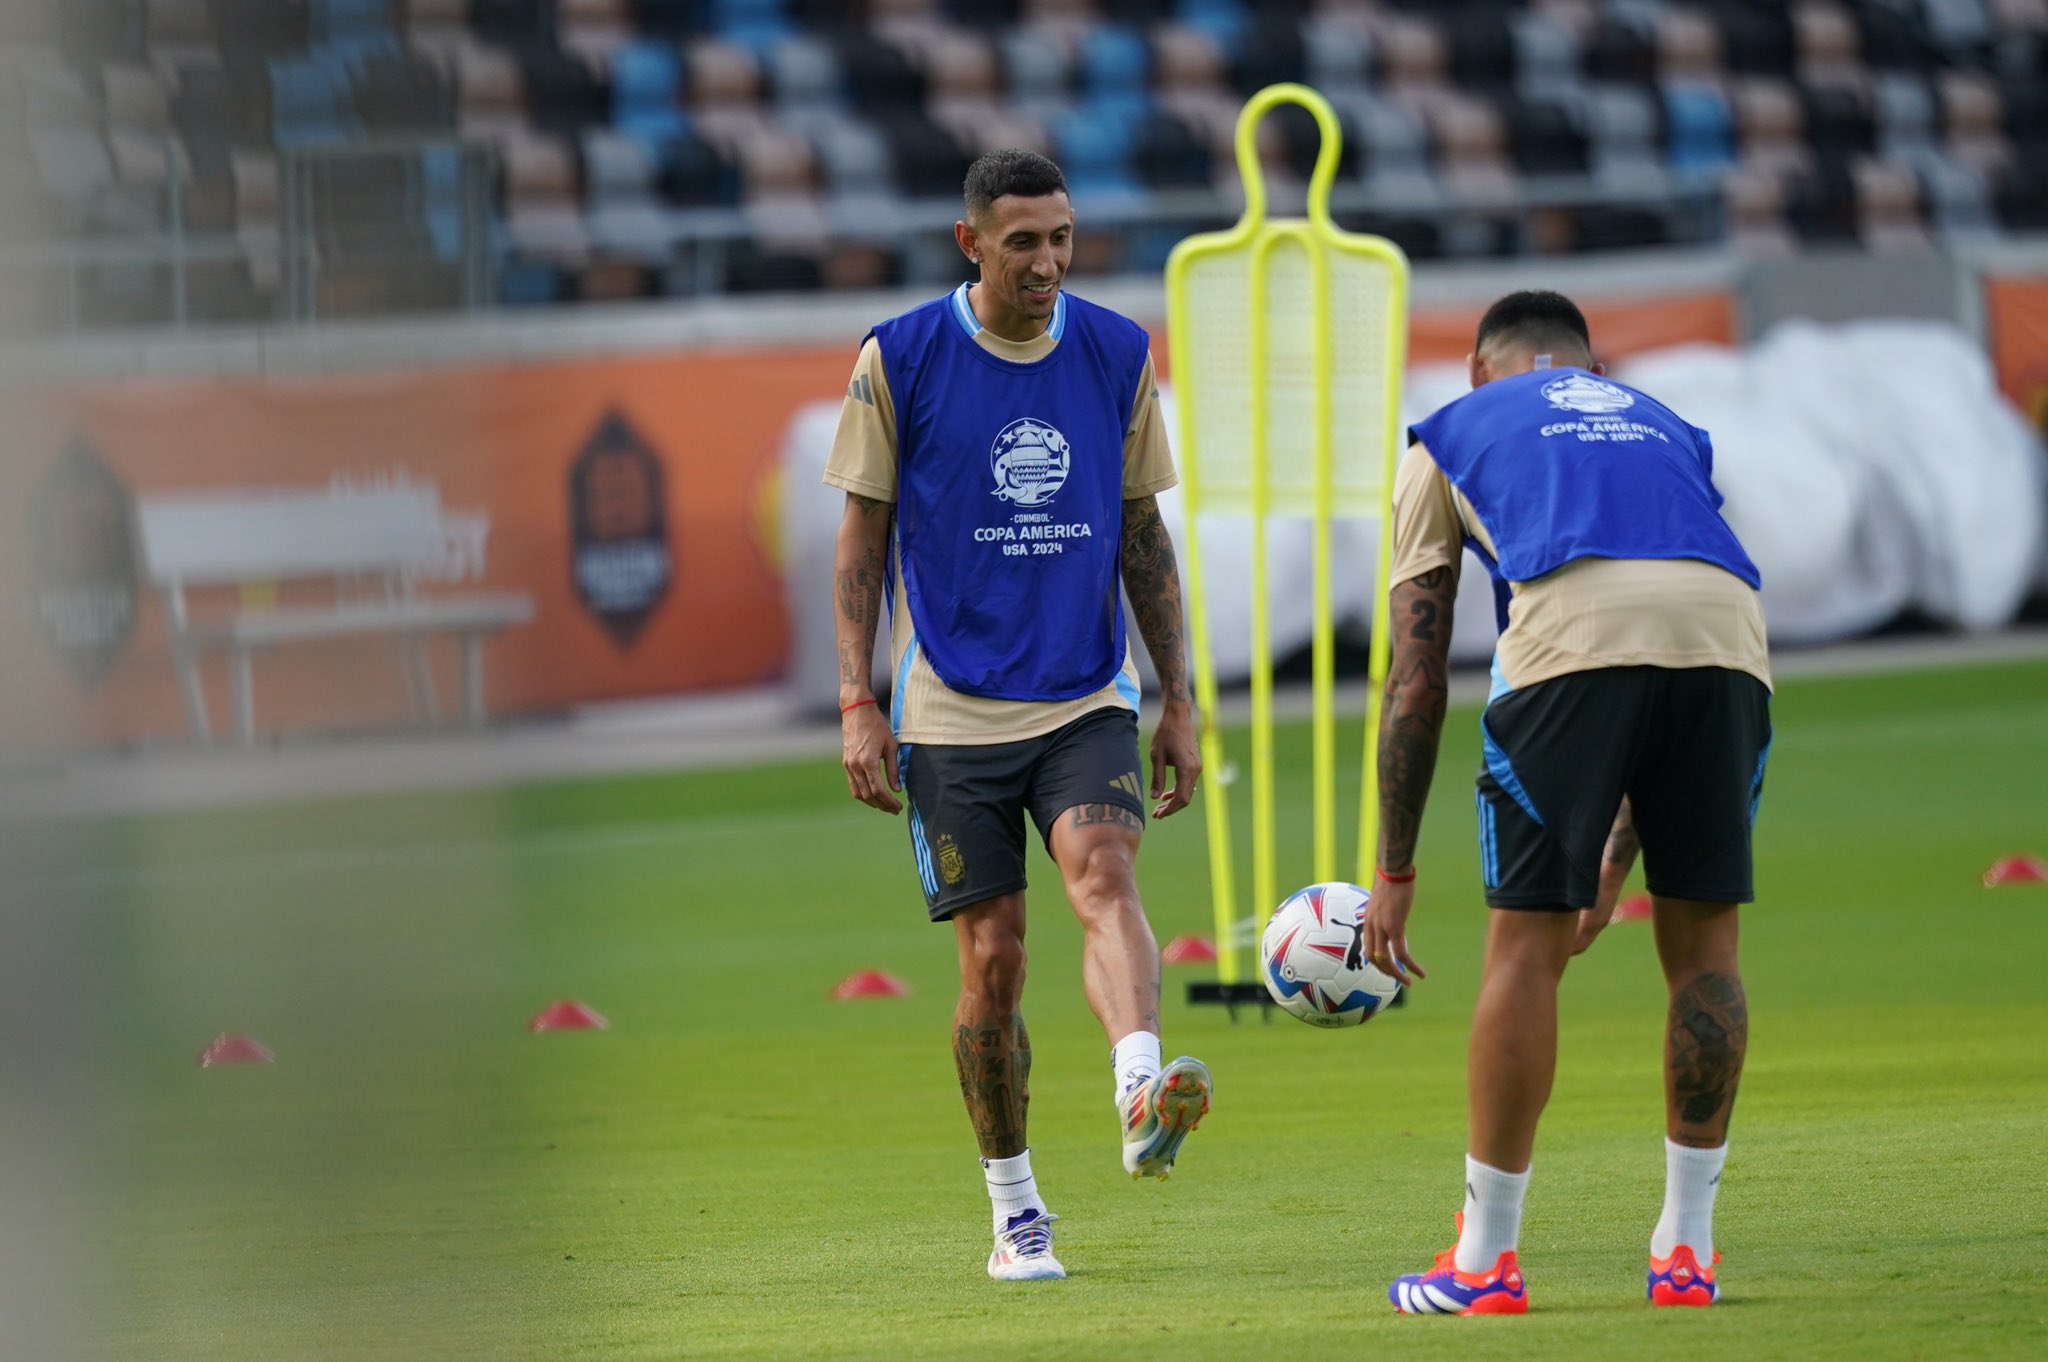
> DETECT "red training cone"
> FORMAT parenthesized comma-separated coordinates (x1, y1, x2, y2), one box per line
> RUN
(196, 1033, 274, 1067)
(1983, 855, 2048, 887)
(529, 1000, 608, 1033)
(1161, 934, 1219, 964)
(831, 970, 911, 1000)
(1614, 894, 1654, 922)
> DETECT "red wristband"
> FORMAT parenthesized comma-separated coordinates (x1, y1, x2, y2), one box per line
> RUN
(840, 697, 879, 715)
(1376, 865, 1417, 883)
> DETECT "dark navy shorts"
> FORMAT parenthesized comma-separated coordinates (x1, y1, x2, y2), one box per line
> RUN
(899, 707, 1145, 920)
(1476, 666, 1771, 911)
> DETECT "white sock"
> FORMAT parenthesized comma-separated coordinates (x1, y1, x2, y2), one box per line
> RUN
(982, 1150, 1045, 1231)
(1651, 1140, 1727, 1259)
(1454, 1156, 1531, 1273)
(1110, 1030, 1162, 1102)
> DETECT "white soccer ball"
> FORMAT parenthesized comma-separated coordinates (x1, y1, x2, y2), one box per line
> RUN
(1259, 881, 1403, 1027)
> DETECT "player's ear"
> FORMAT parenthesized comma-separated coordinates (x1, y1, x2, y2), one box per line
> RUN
(954, 219, 979, 266)
(1590, 359, 1607, 376)
(1466, 350, 1485, 390)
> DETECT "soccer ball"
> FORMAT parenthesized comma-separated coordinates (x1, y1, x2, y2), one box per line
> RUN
(1259, 881, 1403, 1027)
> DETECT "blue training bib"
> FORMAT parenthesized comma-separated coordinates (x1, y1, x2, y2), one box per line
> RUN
(1410, 368, 1759, 629)
(872, 288, 1149, 702)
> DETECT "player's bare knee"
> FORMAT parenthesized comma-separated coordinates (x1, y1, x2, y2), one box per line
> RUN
(959, 929, 1027, 1006)
(1062, 840, 1140, 921)
(1651, 897, 1741, 979)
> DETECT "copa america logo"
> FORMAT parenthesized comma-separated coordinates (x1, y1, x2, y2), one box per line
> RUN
(990, 418, 1072, 506)
(1541, 373, 1635, 414)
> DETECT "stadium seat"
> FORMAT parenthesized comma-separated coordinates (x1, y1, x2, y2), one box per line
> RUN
(810, 117, 894, 197)
(471, 0, 557, 50)
(1657, 8, 1725, 85)
(1939, 70, 2012, 179)
(1709, 0, 1796, 77)
(1733, 77, 1813, 178)
(1795, 0, 1867, 94)
(1585, 16, 1656, 85)
(1301, 14, 1372, 98)
(405, 0, 471, 57)
(763, 33, 840, 122)
(1131, 109, 1209, 188)
(611, 40, 687, 149)
(353, 47, 456, 135)
(1152, 23, 1235, 155)
(1724, 165, 1796, 254)
(1856, 1, 1935, 69)
(876, 111, 967, 197)
(835, 29, 926, 115)
(455, 42, 528, 142)
(1228, 16, 1306, 96)
(1872, 70, 1938, 157)
(1174, 0, 1243, 44)
(1991, 150, 2048, 230)
(928, 32, 1035, 154)
(1511, 12, 1582, 103)
(653, 129, 740, 204)
(1051, 108, 1141, 197)
(997, 25, 1073, 125)
(268, 52, 359, 147)
(1445, 8, 1516, 94)
(1429, 94, 1517, 202)
(1855, 156, 1933, 251)
(311, 0, 396, 50)
(1663, 83, 1736, 173)
(520, 48, 608, 137)
(1804, 83, 1874, 160)
(713, 0, 793, 54)
(560, 0, 635, 67)
(631, 0, 709, 40)
(1789, 160, 1860, 241)
(1507, 95, 1590, 177)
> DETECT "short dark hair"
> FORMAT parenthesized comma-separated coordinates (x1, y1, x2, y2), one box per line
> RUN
(963, 149, 1068, 220)
(1475, 290, 1592, 360)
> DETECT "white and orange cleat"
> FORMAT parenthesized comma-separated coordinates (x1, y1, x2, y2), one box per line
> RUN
(1120, 1056, 1212, 1180)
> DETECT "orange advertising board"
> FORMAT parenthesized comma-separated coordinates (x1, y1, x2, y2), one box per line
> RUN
(1987, 277, 2048, 435)
(2, 347, 850, 750)
(3, 287, 1737, 753)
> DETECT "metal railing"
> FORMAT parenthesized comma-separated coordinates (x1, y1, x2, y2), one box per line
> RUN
(1, 137, 1728, 334)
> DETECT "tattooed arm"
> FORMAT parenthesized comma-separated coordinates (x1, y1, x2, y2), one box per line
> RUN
(1358, 566, 1457, 984)
(835, 492, 901, 814)
(1377, 567, 1457, 873)
(1120, 493, 1201, 817)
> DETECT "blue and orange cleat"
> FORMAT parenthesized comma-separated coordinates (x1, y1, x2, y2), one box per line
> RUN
(1390, 1220, 1528, 1316)
(1648, 1246, 1720, 1306)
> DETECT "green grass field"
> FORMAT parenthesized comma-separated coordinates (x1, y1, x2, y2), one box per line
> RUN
(33, 658, 2048, 1359)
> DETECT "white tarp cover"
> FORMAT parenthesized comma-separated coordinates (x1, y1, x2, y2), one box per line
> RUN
(783, 322, 2046, 704)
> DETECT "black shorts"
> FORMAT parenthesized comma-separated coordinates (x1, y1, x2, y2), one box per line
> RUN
(898, 707, 1147, 921)
(1476, 666, 1771, 911)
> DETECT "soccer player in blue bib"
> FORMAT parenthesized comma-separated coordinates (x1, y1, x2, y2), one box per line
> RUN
(1362, 292, 1771, 1314)
(824, 150, 1212, 1283)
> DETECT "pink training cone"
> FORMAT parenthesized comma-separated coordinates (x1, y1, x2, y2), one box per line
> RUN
(196, 1033, 274, 1067)
(529, 1000, 609, 1033)
(831, 970, 911, 1000)
(1161, 934, 1219, 964)
(1614, 894, 1654, 922)
(1983, 855, 2048, 887)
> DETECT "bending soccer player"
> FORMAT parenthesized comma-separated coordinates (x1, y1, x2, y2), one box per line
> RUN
(825, 150, 1211, 1284)
(1361, 291, 1771, 1314)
